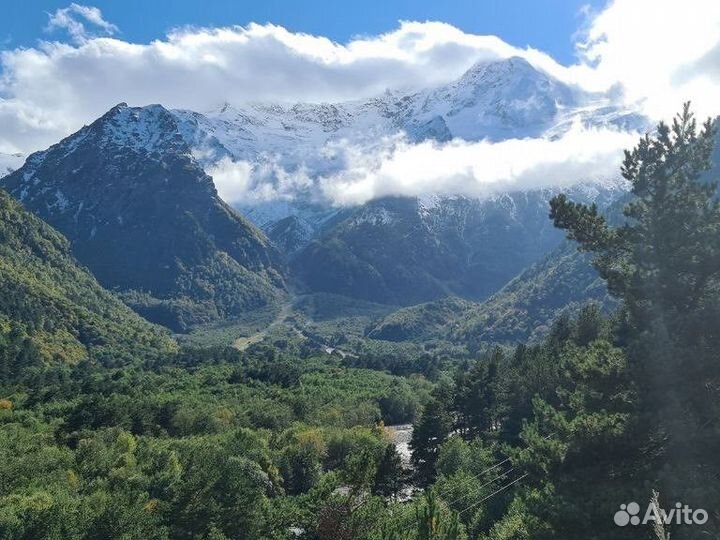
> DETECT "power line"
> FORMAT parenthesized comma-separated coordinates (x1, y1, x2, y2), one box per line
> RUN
(443, 466, 515, 509)
(458, 473, 529, 516)
(436, 433, 553, 502)
(434, 456, 510, 501)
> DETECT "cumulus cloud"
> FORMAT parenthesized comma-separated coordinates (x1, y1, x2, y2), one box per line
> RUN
(1, 1, 719, 204)
(571, 0, 720, 119)
(46, 3, 118, 43)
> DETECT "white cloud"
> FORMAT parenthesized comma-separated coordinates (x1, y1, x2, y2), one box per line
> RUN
(205, 125, 637, 206)
(318, 124, 637, 205)
(1, 1, 719, 203)
(571, 0, 720, 119)
(207, 158, 253, 203)
(46, 3, 118, 43)
(208, 156, 317, 204)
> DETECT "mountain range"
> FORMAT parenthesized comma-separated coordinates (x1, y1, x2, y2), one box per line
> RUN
(2, 104, 286, 331)
(291, 186, 620, 305)
(0, 55, 649, 339)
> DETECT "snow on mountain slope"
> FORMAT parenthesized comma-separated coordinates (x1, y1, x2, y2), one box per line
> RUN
(1, 103, 287, 331)
(0, 152, 25, 178)
(0, 55, 646, 309)
(173, 57, 644, 169)
(163, 56, 646, 248)
(4, 55, 645, 257)
(289, 182, 626, 305)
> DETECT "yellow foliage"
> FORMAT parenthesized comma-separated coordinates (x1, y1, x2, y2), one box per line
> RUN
(32, 330, 88, 365)
(0, 399, 11, 410)
(66, 470, 80, 490)
(296, 428, 327, 455)
(214, 406, 235, 428)
(115, 431, 138, 454)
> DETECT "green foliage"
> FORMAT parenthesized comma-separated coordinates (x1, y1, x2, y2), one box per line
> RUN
(411, 398, 453, 486)
(455, 242, 614, 349)
(373, 443, 408, 499)
(346, 339, 444, 378)
(415, 492, 465, 540)
(408, 107, 720, 539)
(0, 336, 431, 539)
(550, 105, 720, 513)
(0, 190, 175, 367)
(476, 105, 720, 539)
(454, 350, 501, 438)
(367, 297, 474, 343)
(3, 107, 288, 333)
(2, 106, 719, 540)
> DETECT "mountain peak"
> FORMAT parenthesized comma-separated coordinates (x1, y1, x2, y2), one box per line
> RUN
(107, 101, 129, 113)
(457, 56, 540, 84)
(433, 54, 575, 138)
(90, 103, 186, 154)
(2, 105, 287, 331)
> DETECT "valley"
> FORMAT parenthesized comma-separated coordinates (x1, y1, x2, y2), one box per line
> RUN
(1, 28, 718, 539)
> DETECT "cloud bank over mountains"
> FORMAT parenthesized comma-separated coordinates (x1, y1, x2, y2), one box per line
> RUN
(1, 0, 718, 205)
(208, 125, 637, 206)
(316, 124, 638, 205)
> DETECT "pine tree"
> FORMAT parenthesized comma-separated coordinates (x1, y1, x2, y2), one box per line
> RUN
(545, 104, 720, 537)
(411, 399, 453, 486)
(454, 350, 501, 438)
(373, 444, 407, 499)
(416, 492, 462, 540)
(573, 303, 603, 347)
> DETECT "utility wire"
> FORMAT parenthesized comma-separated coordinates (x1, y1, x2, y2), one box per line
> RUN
(436, 433, 553, 502)
(435, 456, 511, 500)
(458, 473, 529, 516)
(442, 466, 515, 508)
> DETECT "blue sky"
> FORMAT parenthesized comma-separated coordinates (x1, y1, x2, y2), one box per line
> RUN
(4, 0, 603, 65)
(1, 0, 718, 204)
(1, 0, 718, 163)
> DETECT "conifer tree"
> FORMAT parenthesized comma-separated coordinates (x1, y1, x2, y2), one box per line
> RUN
(411, 399, 453, 486)
(539, 104, 720, 537)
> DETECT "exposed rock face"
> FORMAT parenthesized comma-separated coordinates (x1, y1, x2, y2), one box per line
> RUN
(3, 104, 286, 331)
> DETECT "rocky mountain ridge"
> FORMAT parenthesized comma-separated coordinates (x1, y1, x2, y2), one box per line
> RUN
(2, 104, 287, 331)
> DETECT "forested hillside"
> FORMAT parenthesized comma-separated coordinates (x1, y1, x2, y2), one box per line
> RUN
(291, 191, 603, 306)
(0, 190, 174, 367)
(454, 241, 613, 347)
(403, 106, 720, 540)
(2, 104, 287, 332)
(1, 104, 719, 540)
(365, 241, 612, 349)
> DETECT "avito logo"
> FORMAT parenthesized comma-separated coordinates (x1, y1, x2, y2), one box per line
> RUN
(614, 501, 708, 527)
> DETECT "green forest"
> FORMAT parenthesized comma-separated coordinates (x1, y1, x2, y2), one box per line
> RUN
(1, 106, 719, 539)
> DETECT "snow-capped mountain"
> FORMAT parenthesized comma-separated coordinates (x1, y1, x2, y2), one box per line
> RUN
(165, 56, 644, 238)
(173, 56, 643, 164)
(2, 104, 286, 331)
(2, 55, 646, 314)
(7, 56, 641, 226)
(291, 184, 624, 304)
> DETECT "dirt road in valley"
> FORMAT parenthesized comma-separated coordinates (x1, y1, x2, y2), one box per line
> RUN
(233, 300, 294, 351)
